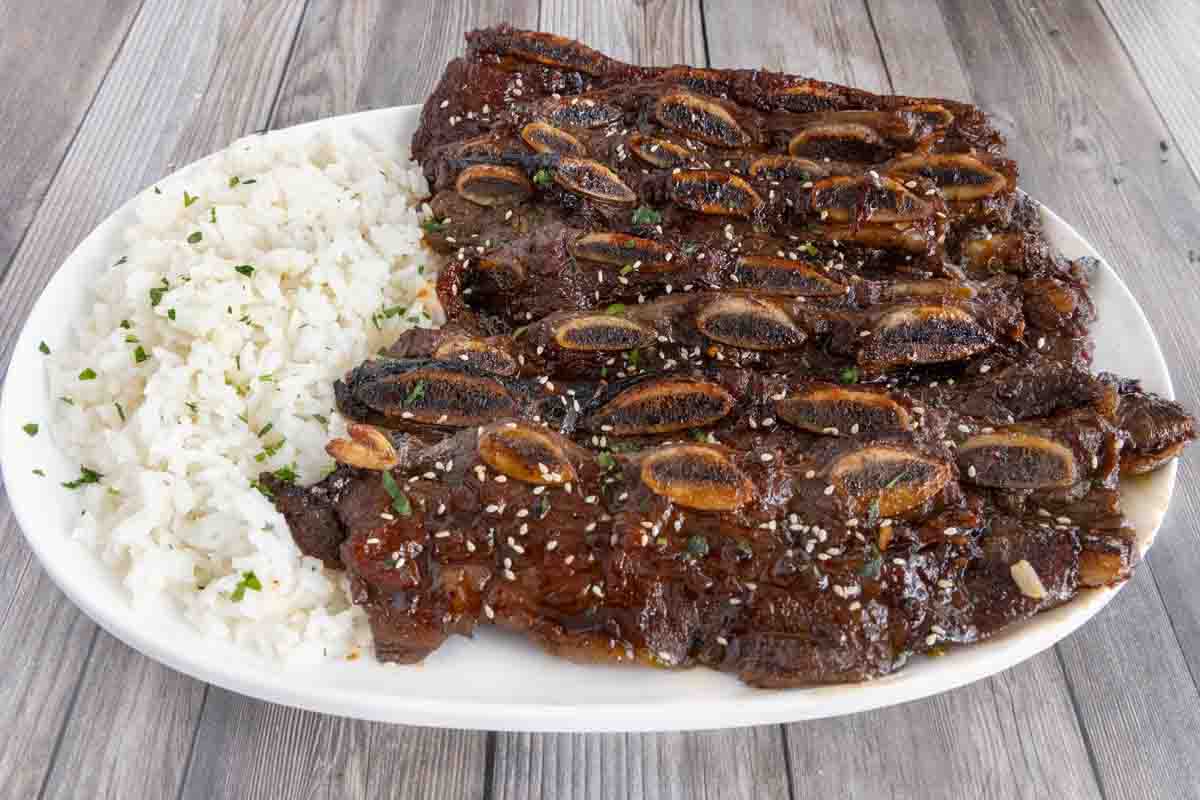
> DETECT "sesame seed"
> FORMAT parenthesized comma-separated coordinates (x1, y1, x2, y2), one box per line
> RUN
(495, 475, 508, 483)
(760, 452, 774, 462)
(967, 465, 977, 478)
(532, 486, 546, 495)
(805, 470, 817, 479)
(824, 484, 835, 496)
(434, 530, 451, 539)
(484, 604, 495, 619)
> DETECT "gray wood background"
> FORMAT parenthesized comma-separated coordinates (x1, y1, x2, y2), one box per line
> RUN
(1, 0, 1198, 797)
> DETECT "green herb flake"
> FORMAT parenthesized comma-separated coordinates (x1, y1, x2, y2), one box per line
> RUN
(798, 242, 819, 257)
(419, 218, 446, 234)
(209, 207, 217, 224)
(627, 349, 641, 369)
(605, 303, 627, 316)
(62, 466, 103, 489)
(33, 469, 45, 477)
(686, 535, 710, 558)
(125, 335, 139, 343)
(273, 463, 298, 484)
(620, 264, 637, 276)
(595, 451, 616, 471)
(631, 206, 662, 226)
(186, 402, 199, 414)
(114, 403, 125, 423)
(250, 479, 273, 499)
(532, 168, 553, 186)
(22, 423, 38, 437)
(79, 368, 97, 381)
(59, 396, 75, 406)
(113, 256, 128, 267)
(241, 178, 257, 185)
(167, 308, 176, 321)
(228, 176, 240, 188)
(133, 346, 150, 364)
(183, 191, 198, 207)
(839, 366, 860, 385)
(187, 231, 203, 244)
(258, 422, 274, 438)
(690, 430, 708, 442)
(404, 380, 427, 406)
(381, 471, 412, 517)
(149, 278, 169, 307)
(259, 373, 275, 383)
(120, 320, 132, 329)
(153, 186, 162, 195)
(230, 570, 262, 602)
(38, 341, 50, 355)
(312, 413, 329, 426)
(235, 264, 255, 277)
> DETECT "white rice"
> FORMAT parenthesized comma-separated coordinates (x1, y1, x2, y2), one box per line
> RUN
(47, 128, 442, 661)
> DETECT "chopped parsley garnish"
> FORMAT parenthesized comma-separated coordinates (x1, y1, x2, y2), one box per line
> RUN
(312, 413, 329, 425)
(63, 466, 103, 489)
(532, 168, 553, 186)
(183, 191, 198, 207)
(419, 218, 446, 234)
(125, 335, 139, 343)
(620, 264, 637, 275)
(167, 308, 176, 321)
(258, 422, 274, 438)
(626, 349, 641, 369)
(149, 278, 169, 307)
(209, 207, 217, 224)
(404, 380, 426, 406)
(241, 178, 257, 185)
(686, 535, 710, 558)
(114, 403, 125, 422)
(120, 320, 132, 329)
(113, 256, 128, 268)
(839, 367, 860, 385)
(187, 231, 203, 244)
(186, 402, 199, 414)
(798, 242, 819, 257)
(631, 206, 661, 226)
(250, 479, 273, 498)
(153, 186, 162, 195)
(595, 451, 616, 471)
(885, 470, 911, 489)
(680, 242, 699, 256)
(79, 368, 97, 381)
(230, 571, 262, 602)
(536, 495, 551, 518)
(228, 176, 240, 188)
(690, 430, 709, 442)
(272, 463, 298, 483)
(38, 341, 50, 355)
(22, 423, 38, 437)
(381, 471, 412, 516)
(235, 264, 254, 277)
(32, 469, 45, 477)
(133, 346, 150, 364)
(259, 373, 275, 382)
(605, 303, 627, 316)
(59, 396, 74, 405)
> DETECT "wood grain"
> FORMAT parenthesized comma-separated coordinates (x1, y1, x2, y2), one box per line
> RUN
(1098, 0, 1200, 183)
(492, 727, 791, 800)
(870, 0, 1200, 796)
(704, 0, 889, 93)
(180, 689, 487, 800)
(0, 0, 142, 281)
(704, 2, 1106, 797)
(0, 1, 308, 797)
(273, 0, 540, 128)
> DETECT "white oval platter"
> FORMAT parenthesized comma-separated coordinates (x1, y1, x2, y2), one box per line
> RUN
(0, 105, 1178, 732)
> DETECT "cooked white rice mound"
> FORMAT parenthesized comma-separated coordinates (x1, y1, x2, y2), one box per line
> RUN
(48, 128, 441, 661)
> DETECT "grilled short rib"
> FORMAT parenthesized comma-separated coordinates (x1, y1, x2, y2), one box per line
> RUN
(265, 27, 1195, 685)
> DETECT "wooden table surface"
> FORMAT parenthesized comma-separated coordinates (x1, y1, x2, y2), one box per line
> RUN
(2, 1, 1199, 797)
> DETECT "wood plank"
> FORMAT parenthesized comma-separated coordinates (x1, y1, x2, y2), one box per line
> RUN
(0, 1, 308, 796)
(868, 0, 1200, 796)
(703, 0, 889, 93)
(180, 689, 487, 800)
(486, 6, 792, 797)
(492, 727, 791, 800)
(176, 2, 537, 796)
(703, 2, 1104, 797)
(0, 0, 141, 279)
(273, 0, 540, 128)
(1097, 0, 1200, 182)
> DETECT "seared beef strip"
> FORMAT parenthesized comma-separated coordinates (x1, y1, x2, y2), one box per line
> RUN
(268, 419, 1133, 686)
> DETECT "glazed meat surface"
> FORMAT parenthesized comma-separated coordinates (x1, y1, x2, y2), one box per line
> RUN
(268, 26, 1195, 687)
